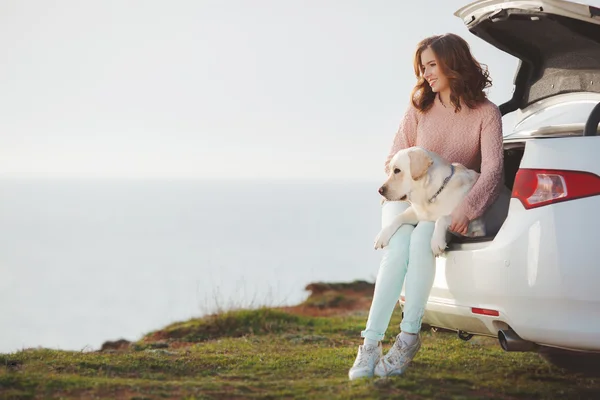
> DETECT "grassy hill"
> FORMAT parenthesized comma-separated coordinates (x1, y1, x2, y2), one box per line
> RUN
(2, 281, 599, 399)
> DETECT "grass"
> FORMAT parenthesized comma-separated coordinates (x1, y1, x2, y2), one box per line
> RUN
(2, 281, 599, 399)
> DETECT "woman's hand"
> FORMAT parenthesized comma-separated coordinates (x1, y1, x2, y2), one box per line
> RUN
(449, 209, 470, 236)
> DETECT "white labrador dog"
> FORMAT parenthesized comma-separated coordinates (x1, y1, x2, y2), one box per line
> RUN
(374, 146, 486, 256)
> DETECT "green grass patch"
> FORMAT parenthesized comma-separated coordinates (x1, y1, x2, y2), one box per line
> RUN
(140, 307, 369, 344)
(2, 307, 599, 399)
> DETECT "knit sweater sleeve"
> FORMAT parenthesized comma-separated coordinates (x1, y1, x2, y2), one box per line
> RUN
(458, 105, 504, 220)
(384, 104, 419, 174)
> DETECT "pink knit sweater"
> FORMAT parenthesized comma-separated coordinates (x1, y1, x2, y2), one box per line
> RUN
(385, 96, 504, 220)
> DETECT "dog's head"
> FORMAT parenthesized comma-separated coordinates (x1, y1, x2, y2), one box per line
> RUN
(378, 147, 433, 201)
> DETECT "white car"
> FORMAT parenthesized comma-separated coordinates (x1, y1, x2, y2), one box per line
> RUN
(400, 0, 600, 373)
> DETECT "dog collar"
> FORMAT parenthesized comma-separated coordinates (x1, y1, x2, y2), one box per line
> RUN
(428, 164, 455, 204)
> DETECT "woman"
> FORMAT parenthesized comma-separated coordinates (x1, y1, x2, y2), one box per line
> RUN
(349, 33, 504, 379)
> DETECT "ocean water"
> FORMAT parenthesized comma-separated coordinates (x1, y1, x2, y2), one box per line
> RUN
(0, 179, 383, 353)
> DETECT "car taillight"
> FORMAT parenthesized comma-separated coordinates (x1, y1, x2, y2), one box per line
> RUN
(512, 168, 600, 209)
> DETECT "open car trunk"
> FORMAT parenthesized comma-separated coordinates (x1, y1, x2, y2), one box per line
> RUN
(455, 0, 600, 114)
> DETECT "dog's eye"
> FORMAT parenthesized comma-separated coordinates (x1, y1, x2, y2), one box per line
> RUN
(394, 168, 400, 174)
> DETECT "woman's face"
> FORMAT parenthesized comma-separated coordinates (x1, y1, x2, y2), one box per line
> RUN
(420, 47, 449, 94)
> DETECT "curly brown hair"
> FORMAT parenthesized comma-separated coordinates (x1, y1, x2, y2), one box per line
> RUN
(410, 33, 492, 113)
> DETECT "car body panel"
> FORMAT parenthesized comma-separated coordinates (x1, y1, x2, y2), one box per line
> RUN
(419, 195, 600, 351)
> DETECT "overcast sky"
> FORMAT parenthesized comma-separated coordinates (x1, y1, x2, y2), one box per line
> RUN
(1, 0, 597, 180)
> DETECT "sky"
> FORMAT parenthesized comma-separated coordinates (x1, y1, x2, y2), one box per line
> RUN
(1, 0, 598, 181)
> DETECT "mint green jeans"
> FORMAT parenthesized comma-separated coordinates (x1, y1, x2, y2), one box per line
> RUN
(361, 201, 436, 340)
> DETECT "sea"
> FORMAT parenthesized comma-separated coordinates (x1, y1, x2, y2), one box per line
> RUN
(0, 179, 383, 354)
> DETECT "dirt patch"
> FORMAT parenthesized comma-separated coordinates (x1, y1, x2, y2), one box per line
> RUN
(98, 339, 132, 352)
(280, 280, 374, 317)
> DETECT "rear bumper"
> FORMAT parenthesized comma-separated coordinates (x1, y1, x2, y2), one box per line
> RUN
(403, 198, 600, 352)
(412, 296, 501, 338)
(405, 296, 600, 352)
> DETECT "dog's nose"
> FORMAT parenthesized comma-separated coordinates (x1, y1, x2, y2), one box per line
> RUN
(378, 186, 385, 195)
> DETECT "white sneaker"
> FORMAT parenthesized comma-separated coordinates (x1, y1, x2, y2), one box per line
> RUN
(348, 343, 382, 380)
(374, 333, 421, 377)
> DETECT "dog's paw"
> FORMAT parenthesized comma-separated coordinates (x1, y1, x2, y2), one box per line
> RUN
(374, 227, 395, 249)
(430, 235, 447, 257)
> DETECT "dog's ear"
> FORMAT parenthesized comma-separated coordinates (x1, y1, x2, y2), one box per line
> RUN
(408, 149, 433, 180)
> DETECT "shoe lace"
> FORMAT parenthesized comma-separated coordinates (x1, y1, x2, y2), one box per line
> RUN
(386, 340, 407, 365)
